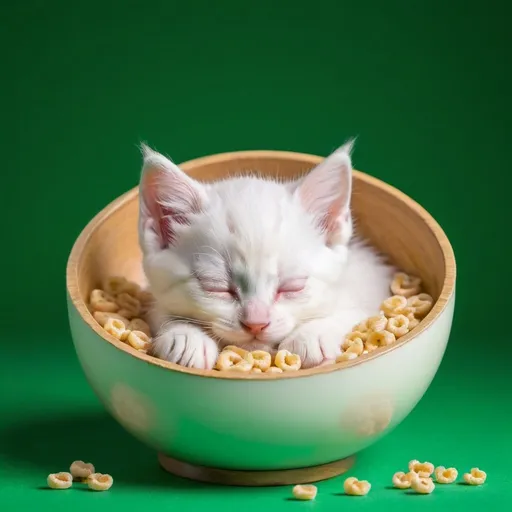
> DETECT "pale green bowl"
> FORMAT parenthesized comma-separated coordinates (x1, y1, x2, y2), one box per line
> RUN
(66, 150, 456, 485)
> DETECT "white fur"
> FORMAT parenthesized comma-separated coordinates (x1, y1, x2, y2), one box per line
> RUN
(138, 142, 395, 369)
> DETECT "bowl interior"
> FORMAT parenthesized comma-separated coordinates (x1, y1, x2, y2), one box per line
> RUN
(68, 150, 455, 376)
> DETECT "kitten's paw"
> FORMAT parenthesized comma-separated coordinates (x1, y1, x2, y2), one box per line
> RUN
(150, 323, 219, 370)
(279, 319, 343, 369)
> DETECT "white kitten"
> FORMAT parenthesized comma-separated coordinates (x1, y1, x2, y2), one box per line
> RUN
(138, 141, 394, 369)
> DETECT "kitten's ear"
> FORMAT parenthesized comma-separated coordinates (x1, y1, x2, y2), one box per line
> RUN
(138, 144, 207, 251)
(294, 140, 354, 245)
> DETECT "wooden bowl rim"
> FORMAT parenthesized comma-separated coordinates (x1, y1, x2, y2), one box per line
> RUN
(66, 149, 456, 380)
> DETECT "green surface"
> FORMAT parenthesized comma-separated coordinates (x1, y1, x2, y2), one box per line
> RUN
(1, 0, 510, 510)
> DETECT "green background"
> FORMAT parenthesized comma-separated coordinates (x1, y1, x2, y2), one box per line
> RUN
(1, 0, 510, 510)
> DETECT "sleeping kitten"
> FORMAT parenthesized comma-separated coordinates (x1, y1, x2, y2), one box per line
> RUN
(138, 141, 394, 369)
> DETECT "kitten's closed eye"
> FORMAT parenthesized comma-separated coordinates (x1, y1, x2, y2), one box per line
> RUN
(276, 277, 308, 298)
(199, 280, 238, 300)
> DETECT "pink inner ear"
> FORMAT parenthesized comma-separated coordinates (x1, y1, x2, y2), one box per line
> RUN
(296, 148, 352, 244)
(140, 168, 203, 249)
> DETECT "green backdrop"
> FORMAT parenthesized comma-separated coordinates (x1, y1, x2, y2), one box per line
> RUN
(1, 0, 510, 510)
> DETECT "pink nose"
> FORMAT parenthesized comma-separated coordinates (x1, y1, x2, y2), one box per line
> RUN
(240, 321, 270, 334)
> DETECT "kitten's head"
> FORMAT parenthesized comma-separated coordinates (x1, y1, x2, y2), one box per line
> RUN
(138, 142, 354, 348)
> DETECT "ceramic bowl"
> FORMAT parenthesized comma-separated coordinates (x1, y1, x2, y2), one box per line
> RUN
(66, 150, 456, 484)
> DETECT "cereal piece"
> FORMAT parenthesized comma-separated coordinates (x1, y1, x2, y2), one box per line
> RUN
(70, 460, 95, 481)
(104, 318, 127, 340)
(137, 290, 154, 313)
(408, 460, 434, 477)
(103, 276, 131, 296)
(366, 330, 396, 351)
(410, 475, 435, 494)
(87, 473, 114, 491)
(366, 314, 388, 332)
(127, 330, 151, 351)
(116, 293, 141, 317)
(463, 468, 486, 485)
(250, 350, 272, 371)
(386, 315, 410, 338)
(128, 318, 152, 337)
(93, 311, 129, 327)
(343, 477, 371, 496)
(274, 350, 301, 371)
(222, 345, 249, 357)
(215, 350, 254, 372)
(392, 471, 414, 489)
(90, 289, 119, 313)
(404, 310, 420, 329)
(343, 331, 367, 349)
(390, 272, 422, 298)
(138, 289, 154, 302)
(47, 472, 73, 489)
(292, 484, 317, 500)
(265, 366, 283, 374)
(117, 309, 137, 320)
(252, 368, 262, 373)
(336, 351, 359, 363)
(407, 293, 434, 318)
(121, 279, 140, 296)
(342, 334, 365, 354)
(352, 319, 370, 334)
(380, 295, 408, 317)
(434, 466, 458, 484)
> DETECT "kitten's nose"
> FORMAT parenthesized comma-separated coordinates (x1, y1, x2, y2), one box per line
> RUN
(240, 321, 270, 334)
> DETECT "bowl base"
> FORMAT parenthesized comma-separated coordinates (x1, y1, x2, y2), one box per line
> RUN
(157, 453, 356, 486)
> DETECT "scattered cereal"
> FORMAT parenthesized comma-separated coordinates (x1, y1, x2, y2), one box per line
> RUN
(434, 466, 458, 484)
(70, 460, 95, 481)
(292, 484, 317, 500)
(47, 472, 73, 489)
(392, 471, 415, 489)
(409, 460, 435, 477)
(343, 476, 371, 496)
(410, 475, 435, 494)
(87, 473, 114, 491)
(463, 468, 486, 485)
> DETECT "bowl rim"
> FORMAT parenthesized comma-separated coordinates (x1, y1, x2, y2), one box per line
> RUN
(66, 149, 456, 380)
